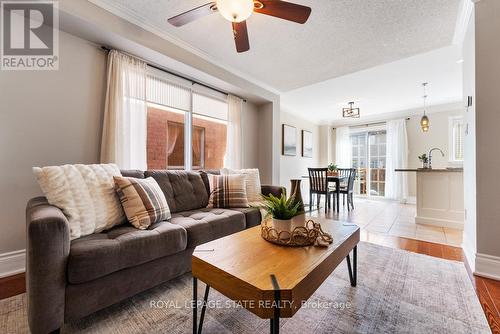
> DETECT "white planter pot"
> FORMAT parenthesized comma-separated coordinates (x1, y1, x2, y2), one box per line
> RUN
(271, 218, 292, 232)
(272, 214, 306, 232)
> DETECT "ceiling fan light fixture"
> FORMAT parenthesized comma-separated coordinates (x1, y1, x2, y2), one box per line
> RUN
(216, 0, 254, 22)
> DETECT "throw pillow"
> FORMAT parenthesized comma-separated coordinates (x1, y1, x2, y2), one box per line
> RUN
(114, 176, 171, 230)
(220, 168, 262, 202)
(32, 163, 126, 240)
(209, 174, 249, 208)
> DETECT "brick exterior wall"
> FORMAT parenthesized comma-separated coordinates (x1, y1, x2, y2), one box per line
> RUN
(147, 106, 227, 169)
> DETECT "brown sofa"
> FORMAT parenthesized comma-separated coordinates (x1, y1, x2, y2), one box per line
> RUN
(26, 169, 284, 334)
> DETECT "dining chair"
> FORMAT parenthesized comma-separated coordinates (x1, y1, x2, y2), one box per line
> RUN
(339, 168, 357, 211)
(307, 168, 334, 213)
(329, 168, 356, 211)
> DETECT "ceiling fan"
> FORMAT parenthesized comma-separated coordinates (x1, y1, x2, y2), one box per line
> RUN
(168, 0, 312, 53)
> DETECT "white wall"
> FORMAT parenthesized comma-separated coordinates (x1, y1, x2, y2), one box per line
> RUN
(279, 111, 321, 194)
(0, 31, 107, 256)
(462, 4, 476, 272)
(406, 109, 464, 196)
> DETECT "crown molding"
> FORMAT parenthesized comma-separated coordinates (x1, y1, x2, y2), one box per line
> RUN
(87, 0, 281, 96)
(453, 0, 475, 45)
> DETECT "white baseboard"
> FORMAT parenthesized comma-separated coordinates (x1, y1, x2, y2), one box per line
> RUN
(461, 238, 476, 273)
(406, 196, 416, 205)
(475, 253, 500, 281)
(415, 216, 464, 230)
(0, 250, 26, 278)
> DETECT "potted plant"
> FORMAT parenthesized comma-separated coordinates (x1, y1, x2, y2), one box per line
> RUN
(261, 193, 305, 232)
(327, 163, 338, 176)
(418, 153, 429, 168)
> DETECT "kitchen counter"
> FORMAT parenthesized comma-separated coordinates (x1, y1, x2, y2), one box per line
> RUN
(395, 168, 463, 172)
(397, 168, 464, 229)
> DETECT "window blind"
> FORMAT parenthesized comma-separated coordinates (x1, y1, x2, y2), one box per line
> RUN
(192, 92, 228, 120)
(453, 120, 464, 161)
(146, 74, 191, 111)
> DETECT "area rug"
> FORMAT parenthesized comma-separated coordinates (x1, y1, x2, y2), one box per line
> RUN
(0, 242, 491, 334)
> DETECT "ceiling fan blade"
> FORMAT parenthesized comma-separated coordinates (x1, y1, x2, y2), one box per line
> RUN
(254, 0, 311, 24)
(168, 2, 216, 27)
(232, 21, 250, 53)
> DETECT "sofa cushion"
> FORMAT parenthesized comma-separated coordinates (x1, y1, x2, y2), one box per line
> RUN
(231, 207, 262, 228)
(68, 222, 187, 284)
(170, 208, 245, 248)
(145, 170, 209, 213)
(120, 170, 145, 179)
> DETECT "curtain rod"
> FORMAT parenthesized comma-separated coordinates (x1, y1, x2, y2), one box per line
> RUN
(100, 46, 247, 102)
(333, 117, 410, 130)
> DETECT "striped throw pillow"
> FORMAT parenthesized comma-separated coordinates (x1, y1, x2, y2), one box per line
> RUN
(220, 168, 262, 202)
(209, 174, 249, 208)
(114, 176, 171, 229)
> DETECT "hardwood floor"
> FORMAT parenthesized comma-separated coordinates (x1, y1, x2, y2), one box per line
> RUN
(1, 199, 499, 332)
(0, 273, 25, 300)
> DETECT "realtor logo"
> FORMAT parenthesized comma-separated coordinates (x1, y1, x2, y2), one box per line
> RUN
(1, 0, 59, 70)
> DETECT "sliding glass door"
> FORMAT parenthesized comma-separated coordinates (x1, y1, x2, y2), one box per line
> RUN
(351, 130, 387, 197)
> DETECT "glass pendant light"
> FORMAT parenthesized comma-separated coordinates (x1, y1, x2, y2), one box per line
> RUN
(420, 83, 429, 132)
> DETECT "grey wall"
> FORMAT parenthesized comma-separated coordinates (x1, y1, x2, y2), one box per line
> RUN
(0, 31, 107, 254)
(474, 0, 500, 257)
(241, 101, 260, 169)
(257, 102, 274, 184)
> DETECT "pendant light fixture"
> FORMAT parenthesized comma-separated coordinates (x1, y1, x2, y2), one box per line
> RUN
(420, 82, 429, 132)
(342, 102, 360, 118)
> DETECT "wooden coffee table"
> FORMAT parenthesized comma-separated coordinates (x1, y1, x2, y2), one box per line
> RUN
(191, 219, 360, 334)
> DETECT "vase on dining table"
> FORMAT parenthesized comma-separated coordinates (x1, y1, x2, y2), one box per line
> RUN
(290, 179, 305, 213)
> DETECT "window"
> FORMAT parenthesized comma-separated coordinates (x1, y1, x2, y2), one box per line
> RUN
(192, 92, 228, 170)
(145, 68, 228, 170)
(449, 116, 464, 162)
(350, 129, 387, 197)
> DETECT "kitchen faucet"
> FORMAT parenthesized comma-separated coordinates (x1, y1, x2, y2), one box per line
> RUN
(428, 148, 445, 169)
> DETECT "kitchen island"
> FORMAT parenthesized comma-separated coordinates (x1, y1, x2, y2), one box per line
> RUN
(395, 168, 464, 229)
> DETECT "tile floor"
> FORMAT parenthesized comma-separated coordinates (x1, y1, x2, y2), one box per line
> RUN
(309, 196, 463, 247)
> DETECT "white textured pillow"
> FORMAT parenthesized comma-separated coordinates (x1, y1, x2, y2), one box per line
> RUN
(33, 163, 126, 240)
(220, 168, 262, 202)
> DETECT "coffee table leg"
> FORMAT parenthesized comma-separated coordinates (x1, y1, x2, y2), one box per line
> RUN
(193, 276, 197, 334)
(346, 245, 357, 287)
(193, 276, 211, 334)
(270, 274, 280, 334)
(198, 285, 210, 334)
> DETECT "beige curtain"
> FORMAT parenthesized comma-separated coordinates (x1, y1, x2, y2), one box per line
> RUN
(100, 50, 148, 170)
(224, 95, 242, 169)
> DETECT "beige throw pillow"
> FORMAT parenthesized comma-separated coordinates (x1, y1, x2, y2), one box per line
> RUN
(208, 174, 249, 208)
(32, 163, 126, 240)
(114, 176, 171, 230)
(220, 168, 262, 202)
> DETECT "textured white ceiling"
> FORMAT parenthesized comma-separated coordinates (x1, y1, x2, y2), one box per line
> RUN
(281, 45, 463, 124)
(91, 0, 460, 92)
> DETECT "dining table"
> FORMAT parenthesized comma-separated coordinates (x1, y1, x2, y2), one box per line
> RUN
(301, 175, 348, 213)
